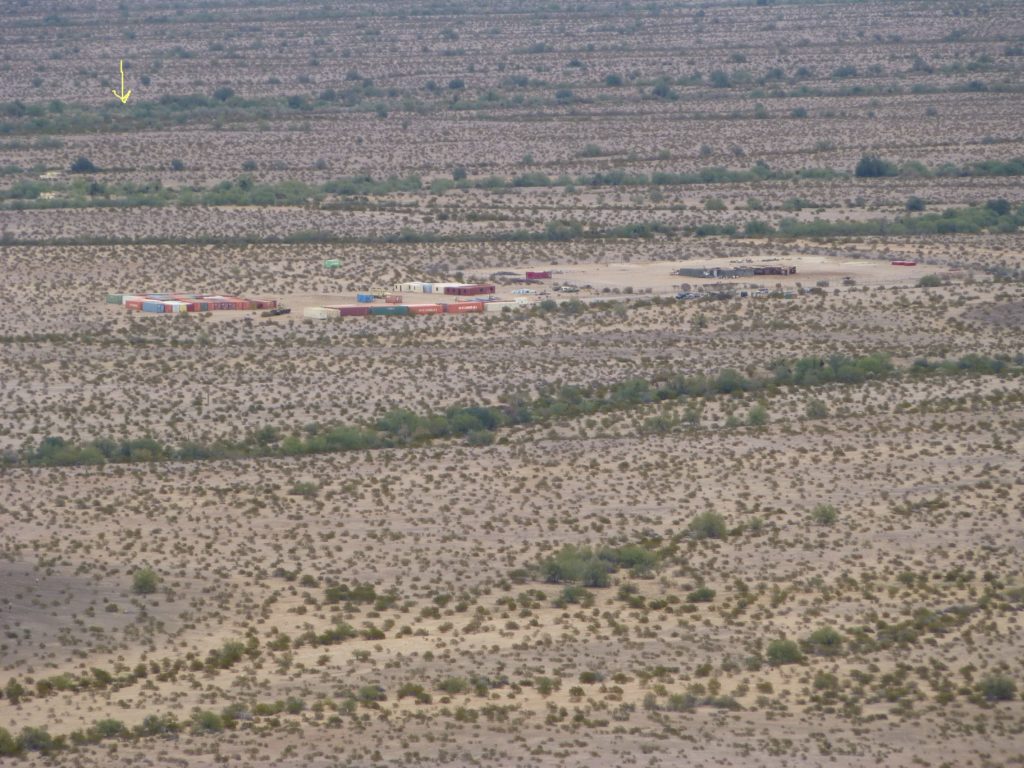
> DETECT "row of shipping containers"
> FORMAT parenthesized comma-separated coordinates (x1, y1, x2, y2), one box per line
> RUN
(118, 294, 278, 313)
(303, 301, 526, 319)
(391, 282, 496, 295)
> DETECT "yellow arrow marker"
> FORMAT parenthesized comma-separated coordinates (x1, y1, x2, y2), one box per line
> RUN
(111, 59, 131, 104)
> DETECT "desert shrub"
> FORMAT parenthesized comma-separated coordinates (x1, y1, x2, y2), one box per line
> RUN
(535, 676, 559, 696)
(810, 504, 838, 526)
(854, 154, 896, 178)
(206, 640, 246, 669)
(766, 639, 803, 666)
(804, 626, 844, 656)
(906, 196, 926, 211)
(132, 567, 158, 594)
(18, 727, 54, 752)
(918, 274, 943, 288)
(0, 727, 19, 756)
(704, 197, 726, 211)
(4, 678, 25, 703)
(666, 693, 697, 711)
(687, 587, 716, 603)
(357, 685, 386, 703)
(985, 198, 1011, 216)
(397, 683, 432, 704)
(289, 481, 318, 497)
(135, 714, 179, 737)
(325, 583, 378, 604)
(599, 543, 660, 576)
(746, 404, 769, 427)
(191, 710, 223, 733)
(978, 674, 1017, 702)
(688, 511, 727, 540)
(557, 585, 594, 606)
(651, 80, 678, 100)
(805, 399, 829, 419)
(465, 429, 495, 446)
(69, 156, 97, 173)
(604, 73, 624, 86)
(709, 70, 731, 88)
(91, 719, 126, 739)
(539, 545, 608, 587)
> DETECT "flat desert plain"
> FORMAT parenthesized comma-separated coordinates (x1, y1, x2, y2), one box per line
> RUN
(1, 1, 1023, 766)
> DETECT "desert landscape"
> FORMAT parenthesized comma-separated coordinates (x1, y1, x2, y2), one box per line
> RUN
(1, 1, 1023, 766)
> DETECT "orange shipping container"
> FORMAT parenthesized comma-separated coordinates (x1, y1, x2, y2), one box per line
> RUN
(408, 304, 444, 315)
(444, 302, 484, 314)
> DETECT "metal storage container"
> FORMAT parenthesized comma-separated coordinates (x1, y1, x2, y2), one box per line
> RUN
(408, 304, 444, 315)
(356, 293, 375, 303)
(369, 305, 410, 316)
(444, 302, 484, 314)
(105, 293, 123, 304)
(334, 306, 371, 317)
(142, 301, 165, 313)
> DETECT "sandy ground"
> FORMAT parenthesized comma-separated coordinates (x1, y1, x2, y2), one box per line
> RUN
(3, 0, 1024, 765)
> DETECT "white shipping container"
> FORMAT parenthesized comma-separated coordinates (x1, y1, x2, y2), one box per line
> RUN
(303, 307, 332, 319)
(484, 301, 515, 312)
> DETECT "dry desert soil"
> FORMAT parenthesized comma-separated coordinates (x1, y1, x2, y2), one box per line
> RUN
(1, 1, 1023, 767)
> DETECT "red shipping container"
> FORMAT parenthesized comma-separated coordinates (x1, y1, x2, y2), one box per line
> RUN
(333, 306, 371, 317)
(444, 302, 484, 314)
(408, 304, 444, 315)
(385, 294, 403, 304)
(891, 260, 917, 266)
(526, 271, 551, 279)
(125, 299, 143, 310)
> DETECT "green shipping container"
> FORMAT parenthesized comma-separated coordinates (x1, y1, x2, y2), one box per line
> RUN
(369, 305, 410, 316)
(106, 293, 123, 304)
(324, 259, 341, 269)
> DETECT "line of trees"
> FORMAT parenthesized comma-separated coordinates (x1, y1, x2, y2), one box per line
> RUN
(8, 353, 1019, 470)
(7, 156, 1024, 211)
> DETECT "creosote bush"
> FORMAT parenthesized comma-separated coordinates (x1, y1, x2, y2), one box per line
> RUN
(689, 511, 727, 540)
(810, 504, 838, 526)
(132, 567, 158, 594)
(978, 675, 1017, 702)
(766, 639, 804, 666)
(538, 542, 659, 587)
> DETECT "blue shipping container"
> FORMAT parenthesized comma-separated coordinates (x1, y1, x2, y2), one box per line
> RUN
(422, 284, 433, 293)
(357, 293, 374, 303)
(142, 301, 165, 313)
